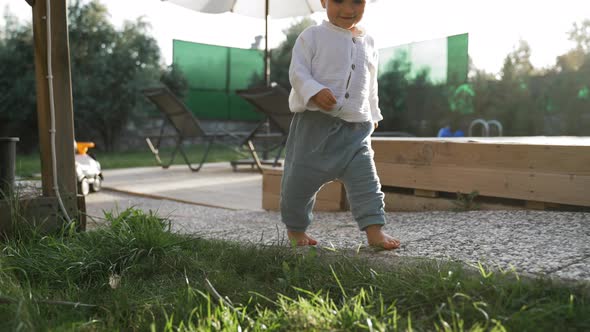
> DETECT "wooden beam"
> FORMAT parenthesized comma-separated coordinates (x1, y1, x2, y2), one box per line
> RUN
(414, 189, 438, 198)
(32, 0, 80, 213)
(262, 169, 347, 211)
(375, 162, 590, 207)
(372, 139, 590, 175)
(383, 191, 524, 212)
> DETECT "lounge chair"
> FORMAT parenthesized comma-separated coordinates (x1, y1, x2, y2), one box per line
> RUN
(142, 87, 244, 172)
(233, 83, 293, 172)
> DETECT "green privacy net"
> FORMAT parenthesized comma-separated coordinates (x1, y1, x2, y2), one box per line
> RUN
(173, 30, 590, 137)
(174, 34, 469, 123)
(375, 33, 472, 136)
(173, 39, 264, 121)
(378, 33, 469, 85)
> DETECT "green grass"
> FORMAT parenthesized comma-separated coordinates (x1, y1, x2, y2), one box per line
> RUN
(15, 144, 248, 178)
(0, 208, 589, 331)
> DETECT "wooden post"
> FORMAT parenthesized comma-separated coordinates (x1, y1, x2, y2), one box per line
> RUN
(32, 0, 80, 218)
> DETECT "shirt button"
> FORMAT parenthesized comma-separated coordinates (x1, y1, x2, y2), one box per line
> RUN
(345, 93, 350, 99)
(352, 64, 356, 70)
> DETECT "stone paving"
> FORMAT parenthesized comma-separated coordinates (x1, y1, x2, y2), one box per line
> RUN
(86, 186, 590, 282)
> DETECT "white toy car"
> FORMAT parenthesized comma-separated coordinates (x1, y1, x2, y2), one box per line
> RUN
(75, 141, 103, 196)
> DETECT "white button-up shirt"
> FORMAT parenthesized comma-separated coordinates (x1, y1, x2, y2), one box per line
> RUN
(288, 20, 382, 123)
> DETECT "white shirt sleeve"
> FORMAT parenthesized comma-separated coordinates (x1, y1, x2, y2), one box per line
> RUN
(368, 39, 383, 123)
(289, 31, 326, 109)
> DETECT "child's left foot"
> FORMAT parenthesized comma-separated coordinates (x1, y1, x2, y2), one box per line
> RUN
(287, 231, 318, 246)
(365, 225, 400, 250)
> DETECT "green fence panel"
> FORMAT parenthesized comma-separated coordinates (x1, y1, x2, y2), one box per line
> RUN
(173, 40, 265, 121)
(228, 47, 264, 121)
(184, 89, 230, 120)
(447, 33, 469, 84)
(378, 33, 469, 84)
(229, 92, 263, 121)
(376, 34, 470, 135)
(229, 48, 264, 90)
(174, 40, 228, 90)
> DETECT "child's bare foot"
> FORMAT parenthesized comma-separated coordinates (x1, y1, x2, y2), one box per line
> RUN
(365, 225, 400, 250)
(287, 231, 318, 246)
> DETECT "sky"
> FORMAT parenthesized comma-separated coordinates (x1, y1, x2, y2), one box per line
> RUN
(1, 0, 589, 74)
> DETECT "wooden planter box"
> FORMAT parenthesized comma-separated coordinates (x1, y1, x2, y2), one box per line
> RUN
(372, 137, 590, 208)
(262, 168, 347, 211)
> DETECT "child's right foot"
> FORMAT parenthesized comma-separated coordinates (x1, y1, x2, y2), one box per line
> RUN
(287, 231, 318, 246)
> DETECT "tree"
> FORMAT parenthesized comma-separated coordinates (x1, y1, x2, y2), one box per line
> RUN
(557, 20, 590, 72)
(496, 40, 538, 135)
(0, 0, 168, 152)
(377, 51, 412, 132)
(469, 69, 501, 125)
(556, 48, 587, 72)
(0, 11, 37, 152)
(160, 63, 188, 98)
(568, 19, 590, 53)
(269, 17, 316, 89)
(68, 0, 163, 151)
(501, 39, 534, 81)
(548, 20, 590, 135)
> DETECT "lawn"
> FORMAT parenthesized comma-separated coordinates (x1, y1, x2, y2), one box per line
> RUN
(15, 144, 248, 178)
(1, 208, 588, 331)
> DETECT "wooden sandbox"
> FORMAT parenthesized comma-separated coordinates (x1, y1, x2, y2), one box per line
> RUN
(262, 136, 590, 211)
(373, 136, 590, 208)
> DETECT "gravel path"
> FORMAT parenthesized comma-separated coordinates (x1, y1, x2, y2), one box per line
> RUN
(86, 190, 590, 282)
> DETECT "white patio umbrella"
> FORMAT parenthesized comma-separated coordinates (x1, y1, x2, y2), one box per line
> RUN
(163, 0, 326, 86)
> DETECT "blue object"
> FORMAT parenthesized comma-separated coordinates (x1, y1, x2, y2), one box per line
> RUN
(437, 127, 464, 137)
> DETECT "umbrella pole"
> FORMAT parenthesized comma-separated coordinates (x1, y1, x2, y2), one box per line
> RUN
(264, 0, 270, 87)
(262, 0, 271, 159)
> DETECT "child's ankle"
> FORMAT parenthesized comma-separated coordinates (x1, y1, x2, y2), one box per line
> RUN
(364, 224, 384, 235)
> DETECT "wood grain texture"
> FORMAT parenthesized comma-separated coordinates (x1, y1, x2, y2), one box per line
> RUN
(262, 171, 346, 211)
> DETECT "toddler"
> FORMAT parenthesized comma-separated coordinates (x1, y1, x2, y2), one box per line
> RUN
(281, 0, 400, 250)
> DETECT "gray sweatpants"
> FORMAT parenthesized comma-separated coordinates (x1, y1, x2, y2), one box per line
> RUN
(280, 111, 386, 232)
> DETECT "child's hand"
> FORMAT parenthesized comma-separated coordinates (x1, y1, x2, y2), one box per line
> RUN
(374, 122, 379, 129)
(311, 88, 337, 111)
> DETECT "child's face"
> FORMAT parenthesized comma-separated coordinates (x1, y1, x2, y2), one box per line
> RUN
(320, 0, 366, 31)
